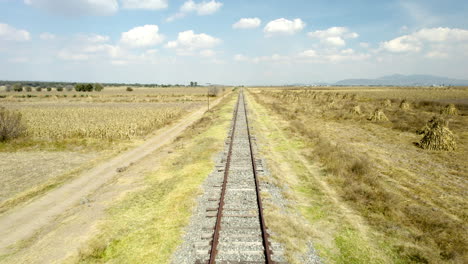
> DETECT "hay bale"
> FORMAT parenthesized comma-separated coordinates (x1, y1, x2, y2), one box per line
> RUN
(368, 108, 389, 122)
(400, 100, 410, 110)
(383, 99, 392, 107)
(441, 104, 459, 115)
(350, 105, 362, 115)
(418, 116, 456, 151)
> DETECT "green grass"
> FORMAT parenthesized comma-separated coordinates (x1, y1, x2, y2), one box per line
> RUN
(76, 94, 236, 264)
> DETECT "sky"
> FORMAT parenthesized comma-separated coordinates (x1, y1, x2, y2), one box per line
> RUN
(0, 0, 468, 85)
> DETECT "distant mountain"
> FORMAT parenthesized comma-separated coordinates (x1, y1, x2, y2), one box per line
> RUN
(335, 74, 468, 86)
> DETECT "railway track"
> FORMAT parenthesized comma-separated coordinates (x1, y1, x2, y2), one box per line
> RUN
(193, 91, 281, 264)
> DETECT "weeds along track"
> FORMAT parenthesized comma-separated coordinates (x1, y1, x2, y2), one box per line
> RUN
(190, 91, 282, 264)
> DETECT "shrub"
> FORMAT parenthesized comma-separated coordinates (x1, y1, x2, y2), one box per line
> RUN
(25, 86, 32, 92)
(56, 86, 64, 92)
(36, 87, 42, 92)
(126, 87, 133, 92)
(75, 84, 93, 92)
(94, 83, 104, 92)
(47, 87, 52, 92)
(0, 108, 26, 142)
(208, 87, 219, 97)
(13, 84, 23, 92)
(5, 85, 12, 92)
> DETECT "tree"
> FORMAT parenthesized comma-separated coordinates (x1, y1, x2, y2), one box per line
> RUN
(36, 87, 42, 92)
(25, 86, 32, 92)
(86, 83, 93, 92)
(47, 87, 52, 92)
(190, 81, 194, 87)
(13, 83, 23, 92)
(75, 84, 84, 92)
(56, 86, 63, 92)
(126, 87, 133, 92)
(93, 83, 104, 92)
(194, 82, 198, 87)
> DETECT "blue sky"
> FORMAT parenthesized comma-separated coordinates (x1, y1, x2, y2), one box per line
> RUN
(0, 0, 467, 85)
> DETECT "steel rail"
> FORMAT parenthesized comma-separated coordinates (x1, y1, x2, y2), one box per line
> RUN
(208, 92, 241, 264)
(242, 91, 274, 264)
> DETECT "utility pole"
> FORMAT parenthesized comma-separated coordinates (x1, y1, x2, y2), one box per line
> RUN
(207, 83, 211, 111)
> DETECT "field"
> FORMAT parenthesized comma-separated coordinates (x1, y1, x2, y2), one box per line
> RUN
(0, 86, 219, 212)
(0, 85, 466, 264)
(246, 86, 467, 264)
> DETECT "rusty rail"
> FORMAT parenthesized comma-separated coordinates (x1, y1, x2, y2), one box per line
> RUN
(208, 92, 240, 264)
(207, 90, 273, 263)
(242, 91, 274, 264)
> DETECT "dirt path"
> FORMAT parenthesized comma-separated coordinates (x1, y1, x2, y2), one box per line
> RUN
(0, 96, 225, 260)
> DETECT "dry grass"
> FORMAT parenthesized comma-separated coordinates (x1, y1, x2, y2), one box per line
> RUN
(368, 108, 389, 122)
(75, 94, 236, 264)
(418, 116, 457, 151)
(441, 104, 459, 115)
(246, 91, 395, 264)
(250, 87, 467, 264)
(20, 106, 184, 141)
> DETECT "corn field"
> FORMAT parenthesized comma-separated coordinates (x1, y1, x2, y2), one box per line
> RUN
(20, 106, 186, 140)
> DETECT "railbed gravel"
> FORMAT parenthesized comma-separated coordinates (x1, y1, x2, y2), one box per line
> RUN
(171, 93, 321, 264)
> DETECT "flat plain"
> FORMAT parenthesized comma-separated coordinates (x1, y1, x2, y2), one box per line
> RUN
(0, 85, 466, 264)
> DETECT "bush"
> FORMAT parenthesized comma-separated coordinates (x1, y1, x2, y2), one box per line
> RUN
(94, 83, 104, 92)
(5, 85, 12, 92)
(208, 87, 219, 97)
(75, 83, 94, 92)
(25, 86, 32, 92)
(36, 87, 42, 92)
(13, 84, 23, 92)
(0, 108, 26, 142)
(126, 87, 133, 92)
(56, 86, 64, 92)
(47, 87, 52, 92)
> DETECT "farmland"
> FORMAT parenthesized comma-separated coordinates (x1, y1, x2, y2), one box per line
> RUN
(0, 85, 466, 264)
(0, 86, 220, 211)
(246, 86, 467, 263)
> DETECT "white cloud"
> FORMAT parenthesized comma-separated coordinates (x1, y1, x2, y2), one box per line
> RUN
(167, 0, 222, 22)
(323, 36, 345, 47)
(24, 0, 118, 16)
(298, 49, 317, 58)
(233, 18, 261, 29)
(308, 27, 358, 47)
(425, 51, 448, 59)
(380, 27, 468, 55)
(0, 23, 31, 41)
(200, 49, 215, 57)
(166, 30, 221, 54)
(120, 25, 165, 48)
(121, 0, 168, 10)
(380, 35, 421, 53)
(234, 54, 249, 61)
(359, 42, 370, 48)
(39, 32, 56, 40)
(58, 49, 89, 61)
(84, 34, 110, 43)
(341, 48, 355, 55)
(264, 18, 305, 36)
